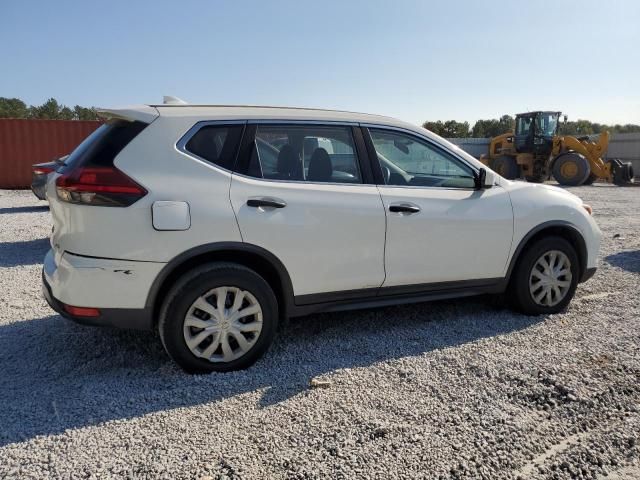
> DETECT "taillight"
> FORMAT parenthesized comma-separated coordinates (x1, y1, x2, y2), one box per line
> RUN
(33, 165, 56, 175)
(55, 166, 147, 207)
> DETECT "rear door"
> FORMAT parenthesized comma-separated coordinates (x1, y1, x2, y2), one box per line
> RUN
(364, 126, 513, 288)
(230, 123, 386, 300)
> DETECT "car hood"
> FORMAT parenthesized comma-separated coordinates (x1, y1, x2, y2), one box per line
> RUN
(501, 180, 583, 205)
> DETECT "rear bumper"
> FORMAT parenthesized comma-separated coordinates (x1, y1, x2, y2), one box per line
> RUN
(580, 266, 597, 283)
(42, 248, 161, 330)
(42, 269, 153, 330)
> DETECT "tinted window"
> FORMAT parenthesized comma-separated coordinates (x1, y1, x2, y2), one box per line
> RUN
(59, 120, 147, 173)
(184, 125, 244, 169)
(246, 125, 362, 184)
(536, 113, 558, 137)
(370, 129, 475, 189)
(516, 116, 532, 136)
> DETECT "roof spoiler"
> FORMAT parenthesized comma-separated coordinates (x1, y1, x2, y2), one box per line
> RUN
(97, 105, 159, 124)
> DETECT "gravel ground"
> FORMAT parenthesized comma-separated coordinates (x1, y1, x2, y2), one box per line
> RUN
(0, 185, 638, 480)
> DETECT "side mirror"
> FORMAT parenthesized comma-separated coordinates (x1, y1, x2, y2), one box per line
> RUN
(475, 167, 495, 190)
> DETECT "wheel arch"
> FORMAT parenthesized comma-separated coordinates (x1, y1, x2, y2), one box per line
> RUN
(506, 221, 588, 284)
(146, 242, 295, 326)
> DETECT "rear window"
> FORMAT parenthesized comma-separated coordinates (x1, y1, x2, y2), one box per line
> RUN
(183, 125, 244, 170)
(58, 120, 148, 173)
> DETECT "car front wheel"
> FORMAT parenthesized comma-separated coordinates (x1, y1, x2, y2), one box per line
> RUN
(159, 262, 278, 373)
(509, 236, 580, 315)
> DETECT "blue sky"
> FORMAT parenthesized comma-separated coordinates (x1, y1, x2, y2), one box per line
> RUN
(1, 0, 638, 125)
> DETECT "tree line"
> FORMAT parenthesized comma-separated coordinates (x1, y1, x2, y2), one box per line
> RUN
(423, 116, 640, 138)
(0, 97, 99, 121)
(3, 97, 639, 136)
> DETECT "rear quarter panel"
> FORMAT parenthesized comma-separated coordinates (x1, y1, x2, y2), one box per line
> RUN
(48, 116, 242, 262)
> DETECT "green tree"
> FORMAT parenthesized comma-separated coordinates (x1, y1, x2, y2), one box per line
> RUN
(422, 120, 470, 137)
(59, 106, 74, 120)
(0, 97, 29, 118)
(471, 115, 514, 138)
(30, 98, 63, 119)
(73, 105, 99, 120)
(499, 114, 514, 132)
(422, 120, 445, 135)
(560, 120, 594, 136)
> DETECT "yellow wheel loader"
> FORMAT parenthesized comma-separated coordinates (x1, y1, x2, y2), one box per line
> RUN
(480, 111, 634, 186)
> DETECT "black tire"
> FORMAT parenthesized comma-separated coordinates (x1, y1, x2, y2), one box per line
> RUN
(492, 156, 519, 179)
(612, 161, 634, 186)
(524, 174, 546, 183)
(159, 262, 279, 373)
(508, 236, 580, 315)
(552, 153, 590, 186)
(583, 174, 598, 185)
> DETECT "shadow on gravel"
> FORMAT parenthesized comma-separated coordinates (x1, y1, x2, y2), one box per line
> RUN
(0, 205, 49, 214)
(0, 238, 50, 267)
(0, 299, 543, 447)
(605, 250, 640, 273)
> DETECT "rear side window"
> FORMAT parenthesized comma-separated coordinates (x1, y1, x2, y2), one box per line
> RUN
(245, 124, 362, 184)
(58, 120, 147, 173)
(183, 125, 244, 170)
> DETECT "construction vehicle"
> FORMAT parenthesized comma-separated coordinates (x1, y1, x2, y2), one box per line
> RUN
(480, 111, 634, 186)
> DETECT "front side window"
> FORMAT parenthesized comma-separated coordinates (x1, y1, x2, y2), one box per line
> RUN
(246, 125, 362, 184)
(370, 129, 475, 188)
(184, 124, 243, 170)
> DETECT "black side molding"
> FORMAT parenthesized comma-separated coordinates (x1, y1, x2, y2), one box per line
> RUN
(291, 277, 505, 317)
(580, 267, 597, 283)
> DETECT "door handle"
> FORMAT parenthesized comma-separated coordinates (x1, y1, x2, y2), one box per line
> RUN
(247, 197, 287, 209)
(389, 203, 421, 214)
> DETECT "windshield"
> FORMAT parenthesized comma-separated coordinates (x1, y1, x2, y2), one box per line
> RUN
(536, 113, 559, 137)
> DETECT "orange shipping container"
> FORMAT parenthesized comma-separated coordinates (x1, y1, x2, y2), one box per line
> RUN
(0, 119, 101, 189)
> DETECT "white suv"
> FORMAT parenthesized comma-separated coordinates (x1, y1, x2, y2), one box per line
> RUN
(42, 103, 601, 372)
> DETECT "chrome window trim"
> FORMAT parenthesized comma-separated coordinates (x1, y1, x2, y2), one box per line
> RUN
(247, 119, 359, 126)
(175, 120, 247, 173)
(175, 118, 483, 190)
(375, 183, 496, 192)
(230, 170, 373, 188)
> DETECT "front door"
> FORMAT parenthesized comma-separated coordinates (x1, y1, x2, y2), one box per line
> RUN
(366, 127, 513, 288)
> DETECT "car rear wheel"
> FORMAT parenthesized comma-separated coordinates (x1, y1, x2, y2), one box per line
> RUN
(509, 236, 579, 315)
(159, 262, 278, 373)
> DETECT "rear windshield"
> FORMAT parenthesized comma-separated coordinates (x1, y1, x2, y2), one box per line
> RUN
(58, 120, 148, 173)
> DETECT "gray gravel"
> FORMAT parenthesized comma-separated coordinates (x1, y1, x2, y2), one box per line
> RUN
(0, 184, 639, 479)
